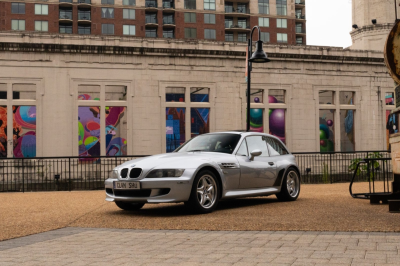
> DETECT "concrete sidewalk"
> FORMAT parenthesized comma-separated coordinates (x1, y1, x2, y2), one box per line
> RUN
(1, 228, 399, 266)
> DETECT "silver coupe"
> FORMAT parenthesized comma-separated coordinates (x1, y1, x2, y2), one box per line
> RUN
(105, 132, 301, 213)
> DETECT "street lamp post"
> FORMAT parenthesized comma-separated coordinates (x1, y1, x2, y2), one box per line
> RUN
(246, 26, 270, 132)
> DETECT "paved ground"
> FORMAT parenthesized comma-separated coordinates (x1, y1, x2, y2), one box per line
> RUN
(0, 228, 399, 266)
(1, 183, 399, 242)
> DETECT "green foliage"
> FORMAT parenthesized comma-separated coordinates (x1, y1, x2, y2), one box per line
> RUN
(348, 152, 382, 181)
(322, 162, 329, 183)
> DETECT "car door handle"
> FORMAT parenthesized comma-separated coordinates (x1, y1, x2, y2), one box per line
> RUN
(268, 162, 274, 166)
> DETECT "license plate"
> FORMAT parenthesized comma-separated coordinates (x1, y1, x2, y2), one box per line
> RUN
(113, 181, 140, 190)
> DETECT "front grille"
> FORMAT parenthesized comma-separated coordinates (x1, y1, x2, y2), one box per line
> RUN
(129, 168, 142, 178)
(106, 188, 113, 195)
(114, 189, 152, 197)
(120, 168, 129, 178)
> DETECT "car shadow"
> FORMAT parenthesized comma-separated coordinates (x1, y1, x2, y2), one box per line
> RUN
(108, 196, 280, 217)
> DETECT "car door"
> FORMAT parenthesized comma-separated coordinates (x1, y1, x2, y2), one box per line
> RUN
(265, 136, 291, 186)
(236, 136, 277, 189)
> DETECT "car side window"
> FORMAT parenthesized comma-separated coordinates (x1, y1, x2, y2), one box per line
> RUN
(236, 139, 248, 156)
(265, 137, 289, 156)
(246, 136, 269, 157)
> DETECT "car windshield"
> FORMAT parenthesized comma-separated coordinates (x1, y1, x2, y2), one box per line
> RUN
(175, 134, 242, 154)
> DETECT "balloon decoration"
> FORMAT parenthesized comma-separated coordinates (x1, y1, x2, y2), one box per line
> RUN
(319, 115, 334, 152)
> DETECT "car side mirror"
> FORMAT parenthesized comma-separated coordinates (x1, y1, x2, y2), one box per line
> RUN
(249, 149, 262, 161)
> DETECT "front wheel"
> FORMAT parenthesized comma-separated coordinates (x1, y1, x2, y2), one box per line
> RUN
(115, 201, 145, 211)
(186, 170, 219, 214)
(276, 167, 300, 201)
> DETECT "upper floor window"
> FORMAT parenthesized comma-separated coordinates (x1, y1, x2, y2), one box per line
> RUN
(260, 32, 269, 42)
(184, 12, 196, 23)
(35, 21, 48, 32)
(11, 3, 25, 14)
(204, 0, 215, 10)
(123, 9, 135, 19)
(102, 8, 114, 18)
(277, 18, 287, 28)
(204, 13, 215, 24)
(185, 28, 196, 38)
(258, 17, 269, 27)
(11, 20, 25, 31)
(145, 28, 157, 37)
(277, 0, 287, 16)
(60, 24, 72, 34)
(163, 29, 174, 38)
(35, 4, 48, 15)
(225, 32, 233, 42)
(123, 0, 135, 6)
(277, 33, 287, 43)
(258, 0, 269, 15)
(184, 0, 196, 9)
(123, 25, 135, 35)
(204, 29, 216, 39)
(238, 33, 247, 42)
(101, 0, 114, 4)
(78, 25, 91, 34)
(102, 24, 114, 34)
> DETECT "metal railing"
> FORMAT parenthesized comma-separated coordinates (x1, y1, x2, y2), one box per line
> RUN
(293, 151, 392, 184)
(296, 28, 306, 33)
(59, 11, 73, 20)
(78, 12, 91, 20)
(145, 17, 158, 24)
(163, 18, 175, 24)
(162, 1, 174, 8)
(78, 0, 91, 4)
(145, 1, 158, 8)
(295, 0, 305, 5)
(296, 14, 306, 19)
(0, 156, 148, 192)
(59, 0, 73, 3)
(0, 151, 392, 192)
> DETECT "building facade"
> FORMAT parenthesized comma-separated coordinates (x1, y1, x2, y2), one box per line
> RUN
(0, 0, 306, 45)
(351, 0, 399, 51)
(0, 33, 394, 158)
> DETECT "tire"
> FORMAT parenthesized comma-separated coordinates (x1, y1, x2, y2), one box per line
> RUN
(186, 170, 220, 214)
(276, 167, 300, 201)
(115, 201, 145, 211)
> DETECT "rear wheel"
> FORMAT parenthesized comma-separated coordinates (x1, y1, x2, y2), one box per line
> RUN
(276, 167, 300, 201)
(186, 170, 219, 214)
(115, 201, 145, 211)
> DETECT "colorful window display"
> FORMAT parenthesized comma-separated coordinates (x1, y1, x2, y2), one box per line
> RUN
(386, 111, 398, 150)
(340, 109, 355, 152)
(166, 108, 186, 152)
(190, 88, 209, 102)
(269, 89, 285, 103)
(106, 107, 127, 156)
(13, 106, 36, 158)
(319, 109, 335, 152)
(166, 87, 185, 102)
(0, 106, 6, 157)
(250, 89, 263, 103)
(249, 108, 263, 133)
(78, 106, 101, 157)
(269, 109, 285, 144)
(339, 91, 354, 105)
(78, 85, 100, 101)
(191, 108, 209, 138)
(319, 91, 334, 105)
(386, 92, 395, 106)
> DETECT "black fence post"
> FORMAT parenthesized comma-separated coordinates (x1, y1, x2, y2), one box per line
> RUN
(329, 153, 332, 184)
(69, 157, 71, 192)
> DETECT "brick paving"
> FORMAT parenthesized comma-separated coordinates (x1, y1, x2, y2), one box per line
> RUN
(0, 228, 399, 266)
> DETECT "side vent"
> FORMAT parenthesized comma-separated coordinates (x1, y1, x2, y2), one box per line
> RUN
(220, 163, 239, 169)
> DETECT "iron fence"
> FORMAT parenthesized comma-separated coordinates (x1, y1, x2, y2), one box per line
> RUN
(0, 151, 393, 192)
(293, 151, 392, 184)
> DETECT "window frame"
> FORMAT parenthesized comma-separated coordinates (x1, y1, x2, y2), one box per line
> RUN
(204, 13, 215, 24)
(34, 21, 49, 32)
(123, 25, 136, 35)
(204, 29, 216, 40)
(123, 9, 135, 19)
(11, 3, 25, 14)
(184, 27, 197, 39)
(184, 12, 196, 23)
(101, 23, 115, 35)
(11, 19, 25, 31)
(204, 0, 215, 10)
(101, 7, 115, 19)
(34, 4, 48, 15)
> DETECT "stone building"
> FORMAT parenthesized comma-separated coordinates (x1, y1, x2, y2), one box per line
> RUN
(351, 0, 399, 51)
(0, 32, 394, 158)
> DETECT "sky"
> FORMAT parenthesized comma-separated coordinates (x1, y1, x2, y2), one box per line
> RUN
(306, 0, 353, 48)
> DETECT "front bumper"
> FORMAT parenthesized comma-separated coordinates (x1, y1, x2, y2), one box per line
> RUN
(105, 170, 195, 203)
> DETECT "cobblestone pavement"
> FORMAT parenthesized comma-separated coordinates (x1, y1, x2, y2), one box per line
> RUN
(0, 228, 400, 266)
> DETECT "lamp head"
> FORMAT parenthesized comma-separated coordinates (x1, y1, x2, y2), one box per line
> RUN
(249, 40, 270, 63)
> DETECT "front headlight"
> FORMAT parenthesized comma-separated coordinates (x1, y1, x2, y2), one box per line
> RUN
(146, 169, 185, 178)
(110, 170, 119, 179)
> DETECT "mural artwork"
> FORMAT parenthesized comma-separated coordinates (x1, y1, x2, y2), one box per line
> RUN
(166, 108, 185, 152)
(319, 110, 335, 152)
(0, 107, 7, 157)
(13, 106, 36, 158)
(78, 94, 127, 157)
(250, 95, 286, 144)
